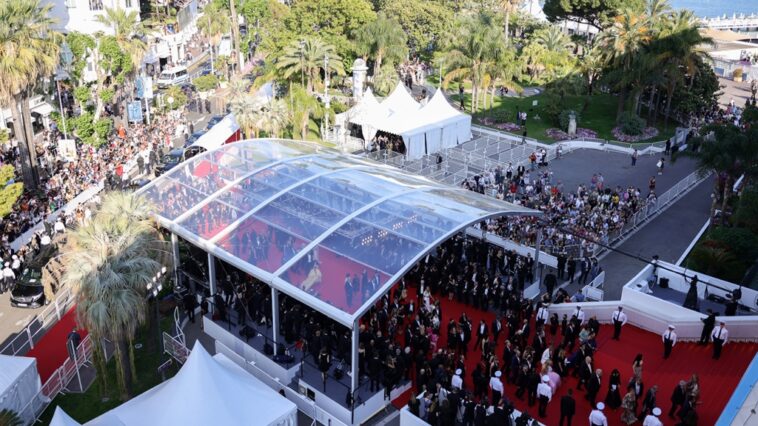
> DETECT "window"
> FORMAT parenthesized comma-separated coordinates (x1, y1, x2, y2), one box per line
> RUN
(89, 0, 103, 11)
(124, 0, 132, 8)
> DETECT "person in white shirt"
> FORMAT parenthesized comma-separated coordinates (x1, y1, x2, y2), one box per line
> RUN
(490, 371, 504, 407)
(662, 325, 677, 359)
(537, 375, 553, 417)
(589, 402, 608, 426)
(451, 369, 463, 391)
(536, 303, 549, 328)
(54, 218, 66, 234)
(611, 306, 628, 340)
(711, 321, 729, 360)
(642, 407, 663, 426)
(575, 306, 586, 324)
(2, 262, 16, 293)
(40, 233, 51, 246)
(10, 255, 20, 271)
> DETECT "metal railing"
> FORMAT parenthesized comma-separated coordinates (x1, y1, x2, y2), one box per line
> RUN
(604, 170, 709, 247)
(0, 287, 75, 356)
(17, 334, 94, 424)
(163, 332, 191, 364)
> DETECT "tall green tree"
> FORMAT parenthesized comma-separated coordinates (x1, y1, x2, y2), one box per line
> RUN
(354, 12, 408, 77)
(288, 84, 321, 140)
(198, 2, 232, 55)
(442, 14, 502, 113)
(285, 0, 376, 57)
(543, 0, 645, 29)
(382, 0, 453, 58)
(231, 94, 265, 138)
(499, 0, 522, 45)
(63, 193, 168, 400)
(597, 9, 652, 119)
(0, 0, 61, 190)
(94, 6, 147, 67)
(275, 38, 344, 92)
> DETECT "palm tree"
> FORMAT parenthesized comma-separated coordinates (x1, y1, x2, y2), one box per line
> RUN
(678, 124, 758, 223)
(260, 99, 289, 138)
(597, 9, 653, 120)
(371, 63, 400, 96)
(482, 47, 523, 110)
(0, 409, 22, 426)
(655, 10, 712, 127)
(94, 6, 147, 67)
(0, 0, 61, 190)
(276, 38, 343, 93)
(354, 12, 408, 77)
(534, 25, 573, 54)
(231, 94, 267, 138)
(289, 84, 320, 140)
(442, 15, 502, 113)
(198, 2, 231, 59)
(499, 0, 522, 45)
(62, 192, 168, 399)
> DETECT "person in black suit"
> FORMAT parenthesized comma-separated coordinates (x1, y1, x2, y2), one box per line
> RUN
(668, 380, 687, 419)
(586, 369, 602, 408)
(699, 310, 716, 345)
(560, 389, 576, 426)
(491, 317, 503, 342)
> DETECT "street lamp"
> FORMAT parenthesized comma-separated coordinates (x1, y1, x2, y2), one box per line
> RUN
(57, 42, 75, 139)
(323, 53, 331, 110)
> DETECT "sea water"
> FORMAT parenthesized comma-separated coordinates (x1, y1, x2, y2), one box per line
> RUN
(670, 0, 758, 18)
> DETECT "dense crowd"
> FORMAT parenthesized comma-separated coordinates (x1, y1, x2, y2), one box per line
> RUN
(0, 111, 187, 289)
(193, 233, 703, 426)
(459, 155, 659, 258)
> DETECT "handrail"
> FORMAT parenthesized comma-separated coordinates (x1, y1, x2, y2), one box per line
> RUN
(0, 287, 75, 356)
(17, 334, 94, 424)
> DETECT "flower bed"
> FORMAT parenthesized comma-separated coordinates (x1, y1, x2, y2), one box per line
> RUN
(477, 117, 521, 132)
(545, 127, 598, 141)
(612, 126, 659, 142)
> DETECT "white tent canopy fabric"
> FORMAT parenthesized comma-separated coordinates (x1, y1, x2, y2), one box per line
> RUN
(81, 342, 296, 426)
(338, 83, 472, 159)
(0, 355, 41, 425)
(50, 407, 83, 426)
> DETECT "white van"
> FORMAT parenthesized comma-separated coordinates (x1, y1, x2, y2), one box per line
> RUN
(156, 66, 189, 88)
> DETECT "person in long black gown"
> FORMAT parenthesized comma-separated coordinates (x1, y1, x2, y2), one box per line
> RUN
(683, 275, 699, 311)
(605, 368, 623, 409)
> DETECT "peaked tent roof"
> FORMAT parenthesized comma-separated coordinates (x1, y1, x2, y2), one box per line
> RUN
(50, 407, 83, 426)
(0, 355, 36, 392)
(86, 342, 296, 426)
(380, 82, 421, 115)
(336, 88, 386, 127)
(373, 88, 468, 136)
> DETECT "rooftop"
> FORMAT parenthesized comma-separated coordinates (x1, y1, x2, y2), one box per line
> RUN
(138, 139, 539, 326)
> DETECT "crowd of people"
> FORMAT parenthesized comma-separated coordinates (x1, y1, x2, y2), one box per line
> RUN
(190, 232, 710, 426)
(458, 154, 661, 258)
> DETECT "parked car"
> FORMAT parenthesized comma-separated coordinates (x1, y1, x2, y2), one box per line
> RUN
(184, 131, 205, 148)
(204, 115, 224, 130)
(155, 148, 186, 176)
(10, 245, 57, 308)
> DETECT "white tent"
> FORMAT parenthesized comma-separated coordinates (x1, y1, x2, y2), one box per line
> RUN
(0, 355, 41, 425)
(84, 342, 296, 426)
(379, 83, 421, 115)
(373, 88, 472, 159)
(191, 113, 241, 152)
(335, 88, 387, 142)
(50, 407, 83, 426)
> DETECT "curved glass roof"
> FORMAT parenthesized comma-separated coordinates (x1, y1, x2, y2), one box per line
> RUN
(139, 139, 540, 326)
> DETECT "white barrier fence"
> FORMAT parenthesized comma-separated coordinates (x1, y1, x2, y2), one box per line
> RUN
(0, 287, 75, 356)
(16, 334, 94, 425)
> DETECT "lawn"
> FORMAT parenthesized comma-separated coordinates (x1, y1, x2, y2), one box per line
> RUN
(450, 92, 676, 144)
(38, 315, 179, 424)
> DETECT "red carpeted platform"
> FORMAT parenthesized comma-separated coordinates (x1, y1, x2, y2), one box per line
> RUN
(26, 308, 87, 382)
(408, 289, 758, 425)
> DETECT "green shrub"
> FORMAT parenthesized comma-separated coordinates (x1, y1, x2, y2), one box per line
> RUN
(330, 100, 348, 115)
(707, 226, 758, 260)
(74, 86, 91, 105)
(558, 109, 580, 132)
(0, 182, 23, 218)
(0, 129, 9, 143)
(193, 74, 219, 92)
(0, 409, 23, 426)
(619, 113, 645, 136)
(99, 87, 115, 104)
(734, 189, 758, 233)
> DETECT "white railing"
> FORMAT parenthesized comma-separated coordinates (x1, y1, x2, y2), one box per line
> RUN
(0, 287, 75, 356)
(163, 332, 191, 364)
(605, 170, 709, 246)
(17, 334, 94, 425)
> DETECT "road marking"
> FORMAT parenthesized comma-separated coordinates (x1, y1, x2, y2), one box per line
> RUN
(15, 315, 33, 326)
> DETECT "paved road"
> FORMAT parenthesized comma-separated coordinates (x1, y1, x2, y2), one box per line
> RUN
(591, 176, 714, 299)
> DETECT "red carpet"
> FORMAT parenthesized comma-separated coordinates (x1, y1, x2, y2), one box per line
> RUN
(405, 287, 758, 425)
(26, 308, 87, 382)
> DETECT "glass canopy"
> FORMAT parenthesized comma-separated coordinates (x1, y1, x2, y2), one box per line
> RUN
(139, 139, 540, 326)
